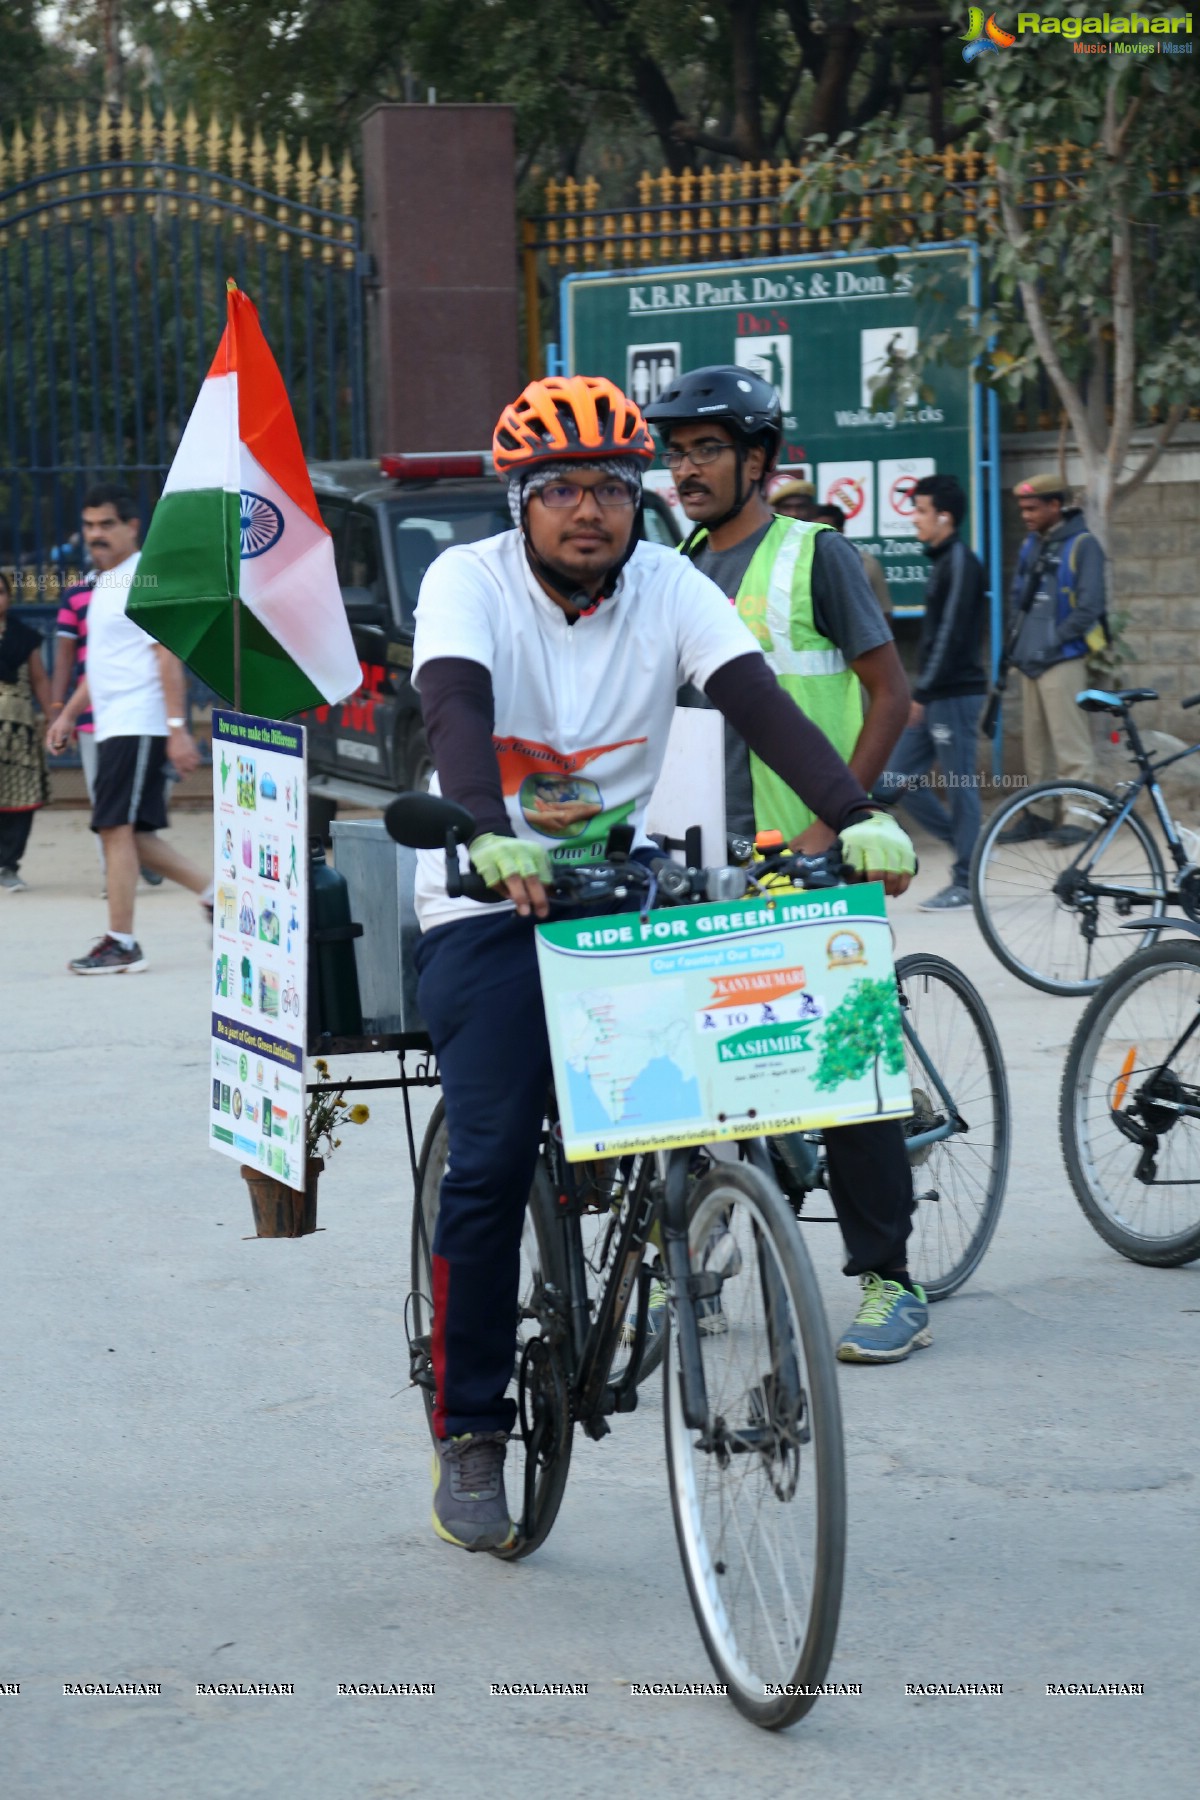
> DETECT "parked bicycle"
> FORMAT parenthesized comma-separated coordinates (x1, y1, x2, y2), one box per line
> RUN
(390, 792, 1009, 1728)
(970, 686, 1200, 996)
(1060, 930, 1200, 1267)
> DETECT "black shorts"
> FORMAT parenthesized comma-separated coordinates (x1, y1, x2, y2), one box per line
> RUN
(90, 735, 170, 834)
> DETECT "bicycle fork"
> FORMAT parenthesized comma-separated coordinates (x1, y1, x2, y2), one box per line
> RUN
(661, 1150, 712, 1431)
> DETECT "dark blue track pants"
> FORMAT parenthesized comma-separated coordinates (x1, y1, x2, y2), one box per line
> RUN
(414, 910, 551, 1438)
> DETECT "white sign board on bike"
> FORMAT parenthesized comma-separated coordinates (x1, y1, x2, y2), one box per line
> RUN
(536, 884, 910, 1160)
(209, 710, 308, 1191)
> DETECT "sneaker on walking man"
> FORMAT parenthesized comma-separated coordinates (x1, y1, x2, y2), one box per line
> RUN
(646, 365, 930, 1365)
(878, 474, 987, 910)
(999, 473, 1107, 846)
(46, 485, 209, 973)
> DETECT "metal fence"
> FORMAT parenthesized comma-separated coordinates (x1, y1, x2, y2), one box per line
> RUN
(0, 102, 367, 595)
(521, 147, 1199, 431)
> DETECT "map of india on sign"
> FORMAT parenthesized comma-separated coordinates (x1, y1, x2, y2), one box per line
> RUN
(535, 888, 911, 1160)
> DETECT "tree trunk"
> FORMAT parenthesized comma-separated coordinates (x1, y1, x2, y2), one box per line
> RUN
(801, 24, 862, 142)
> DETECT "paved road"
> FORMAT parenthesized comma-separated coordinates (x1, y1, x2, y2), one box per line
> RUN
(4, 807, 1198, 1799)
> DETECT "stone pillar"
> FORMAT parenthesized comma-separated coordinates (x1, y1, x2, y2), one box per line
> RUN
(360, 105, 520, 454)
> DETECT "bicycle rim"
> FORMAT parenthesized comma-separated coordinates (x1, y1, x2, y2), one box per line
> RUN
(896, 953, 1010, 1298)
(1061, 943, 1200, 1264)
(663, 1164, 845, 1729)
(972, 782, 1166, 995)
(411, 1108, 573, 1557)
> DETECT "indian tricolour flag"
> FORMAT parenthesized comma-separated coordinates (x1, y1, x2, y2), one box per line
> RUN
(129, 282, 360, 716)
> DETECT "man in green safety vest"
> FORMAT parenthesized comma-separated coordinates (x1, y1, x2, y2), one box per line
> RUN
(646, 365, 928, 1364)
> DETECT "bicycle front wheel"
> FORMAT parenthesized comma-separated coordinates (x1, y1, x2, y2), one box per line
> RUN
(896, 953, 1010, 1298)
(1060, 941, 1200, 1265)
(971, 780, 1167, 996)
(411, 1103, 573, 1557)
(663, 1163, 845, 1729)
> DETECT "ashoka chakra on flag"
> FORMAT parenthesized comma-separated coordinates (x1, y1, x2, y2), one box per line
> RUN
(240, 492, 284, 558)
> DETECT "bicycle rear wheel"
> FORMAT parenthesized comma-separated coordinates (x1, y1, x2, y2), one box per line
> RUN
(896, 953, 1010, 1298)
(411, 1103, 573, 1557)
(970, 780, 1166, 996)
(663, 1163, 845, 1729)
(1060, 941, 1200, 1265)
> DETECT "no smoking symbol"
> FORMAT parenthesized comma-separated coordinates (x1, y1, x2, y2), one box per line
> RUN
(890, 475, 918, 516)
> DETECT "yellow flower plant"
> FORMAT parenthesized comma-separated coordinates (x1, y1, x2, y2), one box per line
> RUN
(306, 1059, 371, 1161)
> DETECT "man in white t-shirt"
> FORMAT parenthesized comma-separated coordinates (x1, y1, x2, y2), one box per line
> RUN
(47, 485, 209, 974)
(408, 375, 917, 1554)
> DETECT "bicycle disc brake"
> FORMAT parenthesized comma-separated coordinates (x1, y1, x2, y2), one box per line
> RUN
(905, 1086, 943, 1170)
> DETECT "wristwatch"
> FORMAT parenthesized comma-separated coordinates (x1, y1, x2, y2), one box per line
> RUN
(167, 716, 186, 729)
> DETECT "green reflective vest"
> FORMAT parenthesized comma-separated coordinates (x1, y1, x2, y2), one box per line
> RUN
(691, 516, 864, 840)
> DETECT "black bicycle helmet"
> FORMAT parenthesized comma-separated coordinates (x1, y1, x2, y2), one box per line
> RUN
(645, 365, 784, 541)
(643, 365, 783, 457)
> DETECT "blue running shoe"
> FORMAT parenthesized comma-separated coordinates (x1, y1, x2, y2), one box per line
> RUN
(836, 1273, 931, 1365)
(622, 1278, 668, 1349)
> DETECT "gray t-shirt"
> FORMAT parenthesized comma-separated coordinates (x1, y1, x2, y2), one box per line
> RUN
(688, 521, 892, 834)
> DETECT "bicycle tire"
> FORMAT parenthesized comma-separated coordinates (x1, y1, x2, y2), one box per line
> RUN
(411, 1103, 574, 1558)
(895, 953, 1010, 1298)
(1060, 941, 1200, 1266)
(663, 1163, 845, 1729)
(970, 779, 1167, 996)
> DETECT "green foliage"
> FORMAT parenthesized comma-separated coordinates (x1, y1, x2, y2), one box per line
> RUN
(813, 976, 906, 1113)
(784, 33, 1199, 536)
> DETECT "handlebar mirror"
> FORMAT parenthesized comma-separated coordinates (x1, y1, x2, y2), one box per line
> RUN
(384, 790, 475, 849)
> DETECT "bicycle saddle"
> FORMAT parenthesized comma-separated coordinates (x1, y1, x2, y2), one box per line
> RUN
(1075, 687, 1157, 712)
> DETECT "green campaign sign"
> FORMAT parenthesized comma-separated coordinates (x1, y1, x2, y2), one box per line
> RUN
(535, 885, 910, 1161)
(561, 243, 983, 616)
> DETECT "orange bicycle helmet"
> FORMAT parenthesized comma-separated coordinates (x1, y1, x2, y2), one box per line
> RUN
(493, 375, 655, 475)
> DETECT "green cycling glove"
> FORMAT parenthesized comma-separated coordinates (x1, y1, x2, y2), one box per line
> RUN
(468, 832, 553, 891)
(838, 812, 916, 879)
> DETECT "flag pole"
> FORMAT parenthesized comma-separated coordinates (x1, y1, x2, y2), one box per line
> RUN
(226, 281, 243, 713)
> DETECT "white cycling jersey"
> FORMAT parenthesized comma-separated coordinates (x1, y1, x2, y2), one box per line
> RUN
(412, 529, 757, 932)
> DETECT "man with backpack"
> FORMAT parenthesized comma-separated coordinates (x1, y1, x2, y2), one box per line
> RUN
(1000, 474, 1108, 845)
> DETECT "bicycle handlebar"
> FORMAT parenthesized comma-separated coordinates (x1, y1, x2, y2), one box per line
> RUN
(383, 790, 851, 910)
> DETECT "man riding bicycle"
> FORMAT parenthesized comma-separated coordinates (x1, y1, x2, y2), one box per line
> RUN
(410, 374, 916, 1552)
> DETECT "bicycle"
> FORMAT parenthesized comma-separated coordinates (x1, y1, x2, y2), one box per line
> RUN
(1060, 929, 1200, 1266)
(970, 686, 1200, 996)
(395, 792, 853, 1729)
(390, 793, 1009, 1727)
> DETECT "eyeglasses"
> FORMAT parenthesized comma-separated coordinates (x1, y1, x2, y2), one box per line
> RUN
(661, 441, 734, 471)
(536, 480, 636, 510)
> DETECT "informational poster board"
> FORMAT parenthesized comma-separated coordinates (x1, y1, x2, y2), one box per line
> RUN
(536, 884, 910, 1161)
(563, 243, 982, 617)
(209, 711, 308, 1191)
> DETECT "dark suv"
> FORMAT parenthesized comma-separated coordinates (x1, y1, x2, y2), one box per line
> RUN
(303, 454, 681, 791)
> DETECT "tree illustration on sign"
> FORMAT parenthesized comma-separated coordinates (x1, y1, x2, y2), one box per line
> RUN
(813, 977, 905, 1113)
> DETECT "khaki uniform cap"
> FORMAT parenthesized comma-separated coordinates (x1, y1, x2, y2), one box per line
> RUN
(1013, 472, 1069, 499)
(771, 477, 816, 502)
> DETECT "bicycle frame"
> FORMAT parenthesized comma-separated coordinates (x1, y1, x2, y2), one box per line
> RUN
(541, 1133, 715, 1439)
(1060, 715, 1200, 906)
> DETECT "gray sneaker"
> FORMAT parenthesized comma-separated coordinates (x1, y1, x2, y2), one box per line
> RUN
(431, 1432, 516, 1552)
(918, 884, 971, 912)
(0, 867, 26, 891)
(68, 935, 148, 975)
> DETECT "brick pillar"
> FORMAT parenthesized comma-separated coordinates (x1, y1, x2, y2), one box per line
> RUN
(360, 105, 520, 454)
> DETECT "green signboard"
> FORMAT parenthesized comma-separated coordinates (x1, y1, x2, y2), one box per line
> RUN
(561, 243, 985, 617)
